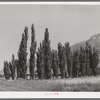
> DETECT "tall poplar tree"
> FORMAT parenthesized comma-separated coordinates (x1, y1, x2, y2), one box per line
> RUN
(79, 46, 86, 76)
(64, 42, 72, 77)
(18, 26, 28, 79)
(58, 42, 67, 78)
(9, 54, 16, 80)
(3, 61, 11, 80)
(37, 41, 45, 79)
(92, 47, 99, 76)
(29, 24, 37, 79)
(85, 42, 90, 76)
(52, 49, 58, 78)
(72, 50, 80, 77)
(43, 28, 52, 79)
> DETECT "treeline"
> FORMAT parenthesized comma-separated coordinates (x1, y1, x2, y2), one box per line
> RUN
(3, 24, 100, 80)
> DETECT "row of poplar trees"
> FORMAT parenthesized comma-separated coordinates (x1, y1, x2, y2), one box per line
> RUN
(3, 24, 100, 80)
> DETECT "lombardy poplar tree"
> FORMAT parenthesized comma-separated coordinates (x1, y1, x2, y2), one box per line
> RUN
(58, 42, 67, 78)
(29, 24, 37, 79)
(92, 47, 99, 76)
(43, 28, 52, 79)
(3, 61, 11, 80)
(88, 45, 93, 76)
(9, 54, 16, 80)
(64, 42, 72, 77)
(36, 47, 41, 79)
(79, 46, 86, 76)
(18, 27, 28, 79)
(37, 41, 45, 79)
(52, 49, 58, 78)
(85, 42, 90, 76)
(72, 50, 80, 77)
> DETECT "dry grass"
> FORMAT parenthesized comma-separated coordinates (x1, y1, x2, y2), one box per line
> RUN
(0, 78, 57, 91)
(0, 76, 100, 91)
(52, 82, 100, 91)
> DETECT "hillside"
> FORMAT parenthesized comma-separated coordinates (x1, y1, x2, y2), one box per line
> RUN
(71, 33, 100, 53)
(0, 70, 3, 75)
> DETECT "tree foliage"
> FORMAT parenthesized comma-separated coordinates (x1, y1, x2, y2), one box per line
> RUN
(92, 47, 99, 76)
(9, 54, 16, 80)
(29, 24, 37, 79)
(43, 28, 52, 79)
(58, 42, 67, 78)
(36, 42, 45, 79)
(52, 49, 58, 78)
(72, 50, 80, 77)
(18, 27, 28, 79)
(79, 46, 86, 76)
(3, 24, 100, 80)
(3, 61, 11, 80)
(64, 42, 72, 77)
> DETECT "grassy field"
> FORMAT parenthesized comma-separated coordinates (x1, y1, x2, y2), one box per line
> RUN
(52, 82, 100, 91)
(0, 76, 100, 91)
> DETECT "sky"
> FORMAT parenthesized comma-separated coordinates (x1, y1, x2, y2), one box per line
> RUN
(1, 4, 100, 70)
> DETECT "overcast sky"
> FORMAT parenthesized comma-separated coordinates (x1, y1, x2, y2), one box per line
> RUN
(0, 5, 100, 70)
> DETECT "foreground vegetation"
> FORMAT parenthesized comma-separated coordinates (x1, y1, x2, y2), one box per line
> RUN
(53, 82, 100, 91)
(0, 76, 100, 91)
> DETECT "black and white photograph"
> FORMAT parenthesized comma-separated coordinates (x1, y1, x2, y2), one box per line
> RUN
(1, 2, 100, 93)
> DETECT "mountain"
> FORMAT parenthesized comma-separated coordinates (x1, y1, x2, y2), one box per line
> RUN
(71, 33, 100, 53)
(0, 70, 4, 75)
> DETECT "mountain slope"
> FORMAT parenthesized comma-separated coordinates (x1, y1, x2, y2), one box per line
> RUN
(0, 70, 4, 75)
(71, 33, 100, 52)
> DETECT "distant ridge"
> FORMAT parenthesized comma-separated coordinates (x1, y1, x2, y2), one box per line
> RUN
(71, 33, 100, 53)
(0, 70, 4, 75)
